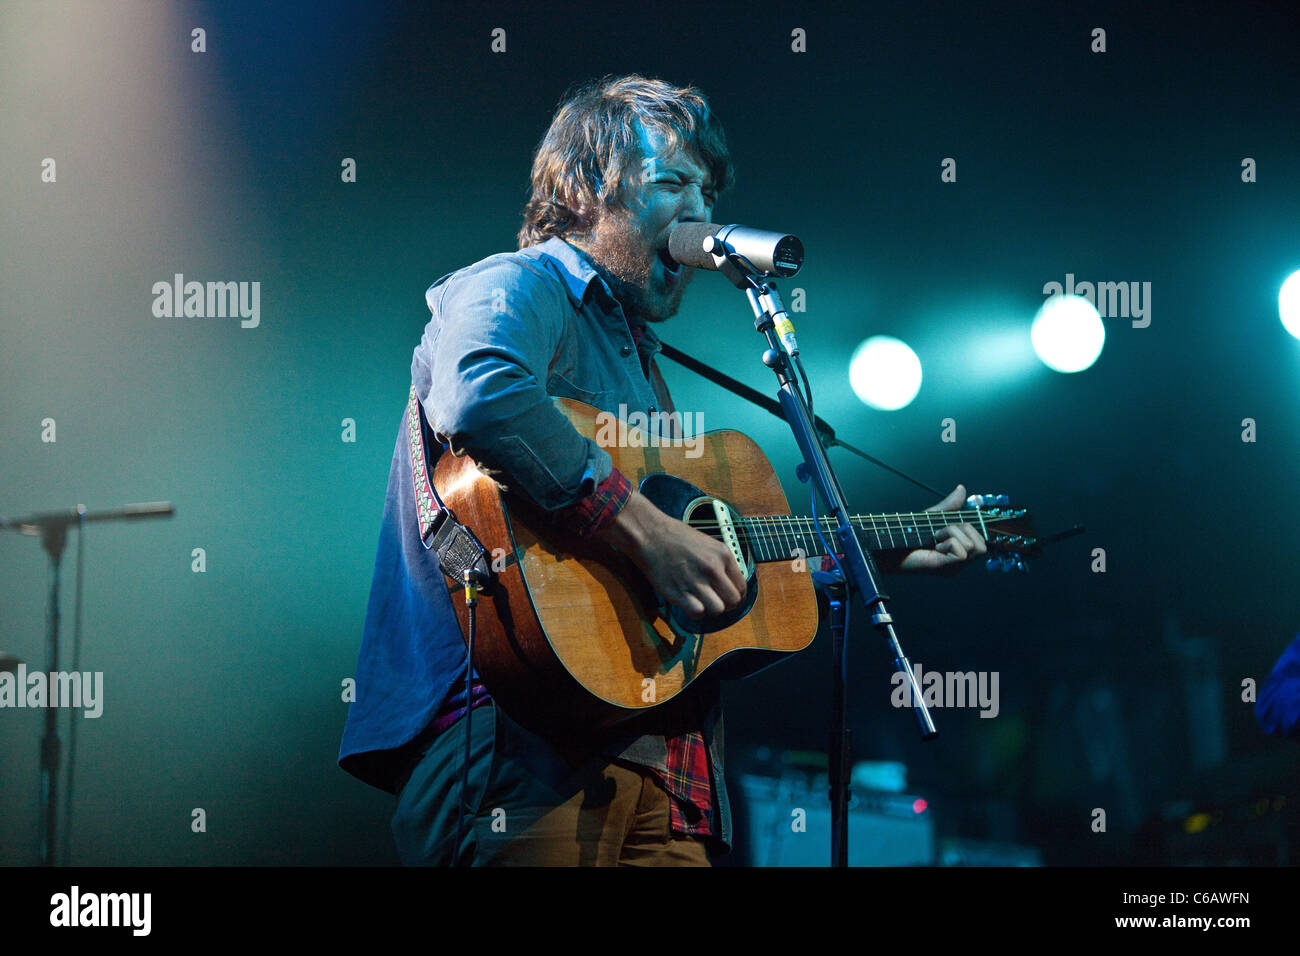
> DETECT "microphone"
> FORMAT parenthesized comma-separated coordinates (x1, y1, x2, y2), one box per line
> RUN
(668, 222, 804, 277)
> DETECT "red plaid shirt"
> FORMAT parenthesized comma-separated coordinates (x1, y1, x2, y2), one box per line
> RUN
(657, 727, 714, 837)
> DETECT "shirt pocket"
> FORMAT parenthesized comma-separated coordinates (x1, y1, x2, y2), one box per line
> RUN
(546, 371, 615, 411)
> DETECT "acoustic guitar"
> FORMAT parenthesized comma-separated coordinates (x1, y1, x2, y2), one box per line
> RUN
(435, 398, 1036, 732)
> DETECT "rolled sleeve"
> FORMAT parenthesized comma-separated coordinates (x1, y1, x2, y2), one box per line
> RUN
(557, 465, 633, 537)
(414, 257, 613, 512)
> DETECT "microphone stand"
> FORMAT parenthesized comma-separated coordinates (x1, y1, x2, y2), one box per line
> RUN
(701, 247, 936, 867)
(1, 500, 174, 865)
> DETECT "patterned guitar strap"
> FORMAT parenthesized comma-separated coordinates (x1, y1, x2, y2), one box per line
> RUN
(405, 382, 493, 588)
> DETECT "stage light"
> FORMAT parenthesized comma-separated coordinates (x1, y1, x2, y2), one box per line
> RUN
(1280, 270, 1300, 339)
(849, 335, 923, 410)
(1030, 294, 1105, 373)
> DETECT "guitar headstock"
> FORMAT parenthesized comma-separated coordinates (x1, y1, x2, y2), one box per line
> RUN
(966, 492, 1038, 573)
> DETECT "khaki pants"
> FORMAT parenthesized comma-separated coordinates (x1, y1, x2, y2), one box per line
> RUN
(392, 701, 711, 866)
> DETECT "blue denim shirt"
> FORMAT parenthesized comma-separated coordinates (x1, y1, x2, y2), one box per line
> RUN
(339, 237, 730, 849)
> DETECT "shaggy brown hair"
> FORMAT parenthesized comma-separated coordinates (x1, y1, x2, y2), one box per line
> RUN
(517, 75, 734, 249)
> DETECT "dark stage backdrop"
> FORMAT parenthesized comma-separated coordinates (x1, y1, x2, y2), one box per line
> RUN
(2, 0, 1298, 865)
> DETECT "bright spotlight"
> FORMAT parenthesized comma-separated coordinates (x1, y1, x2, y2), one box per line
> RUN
(1280, 270, 1300, 339)
(849, 336, 922, 410)
(1031, 294, 1105, 373)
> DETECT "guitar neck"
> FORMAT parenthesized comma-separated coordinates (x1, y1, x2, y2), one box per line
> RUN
(735, 510, 994, 563)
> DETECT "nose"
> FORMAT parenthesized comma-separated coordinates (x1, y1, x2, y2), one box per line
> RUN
(678, 184, 710, 224)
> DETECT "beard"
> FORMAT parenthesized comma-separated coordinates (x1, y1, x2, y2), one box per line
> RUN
(576, 209, 692, 323)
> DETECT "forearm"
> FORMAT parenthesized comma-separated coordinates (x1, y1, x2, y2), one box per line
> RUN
(594, 489, 661, 553)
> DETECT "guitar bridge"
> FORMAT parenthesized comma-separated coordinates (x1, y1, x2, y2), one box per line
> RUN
(710, 497, 747, 572)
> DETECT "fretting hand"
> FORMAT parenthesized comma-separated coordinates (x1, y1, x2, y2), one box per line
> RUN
(878, 483, 988, 576)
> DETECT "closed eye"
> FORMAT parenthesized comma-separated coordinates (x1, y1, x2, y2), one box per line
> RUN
(655, 180, 718, 212)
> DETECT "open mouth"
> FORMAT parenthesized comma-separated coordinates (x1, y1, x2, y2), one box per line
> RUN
(657, 246, 681, 276)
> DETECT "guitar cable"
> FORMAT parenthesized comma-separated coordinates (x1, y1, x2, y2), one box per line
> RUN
(455, 568, 479, 865)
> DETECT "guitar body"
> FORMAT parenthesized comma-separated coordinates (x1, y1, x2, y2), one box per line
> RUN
(436, 397, 820, 734)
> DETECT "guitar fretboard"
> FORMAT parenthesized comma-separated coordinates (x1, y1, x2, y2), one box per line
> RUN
(724, 510, 995, 563)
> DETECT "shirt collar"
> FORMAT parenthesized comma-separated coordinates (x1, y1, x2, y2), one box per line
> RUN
(529, 236, 607, 309)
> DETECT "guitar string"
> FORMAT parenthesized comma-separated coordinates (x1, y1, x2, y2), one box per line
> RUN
(682, 511, 1024, 555)
(680, 520, 1022, 562)
(683, 508, 1007, 523)
(682, 510, 1017, 532)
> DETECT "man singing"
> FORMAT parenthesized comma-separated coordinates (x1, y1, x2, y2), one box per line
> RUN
(339, 74, 987, 866)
